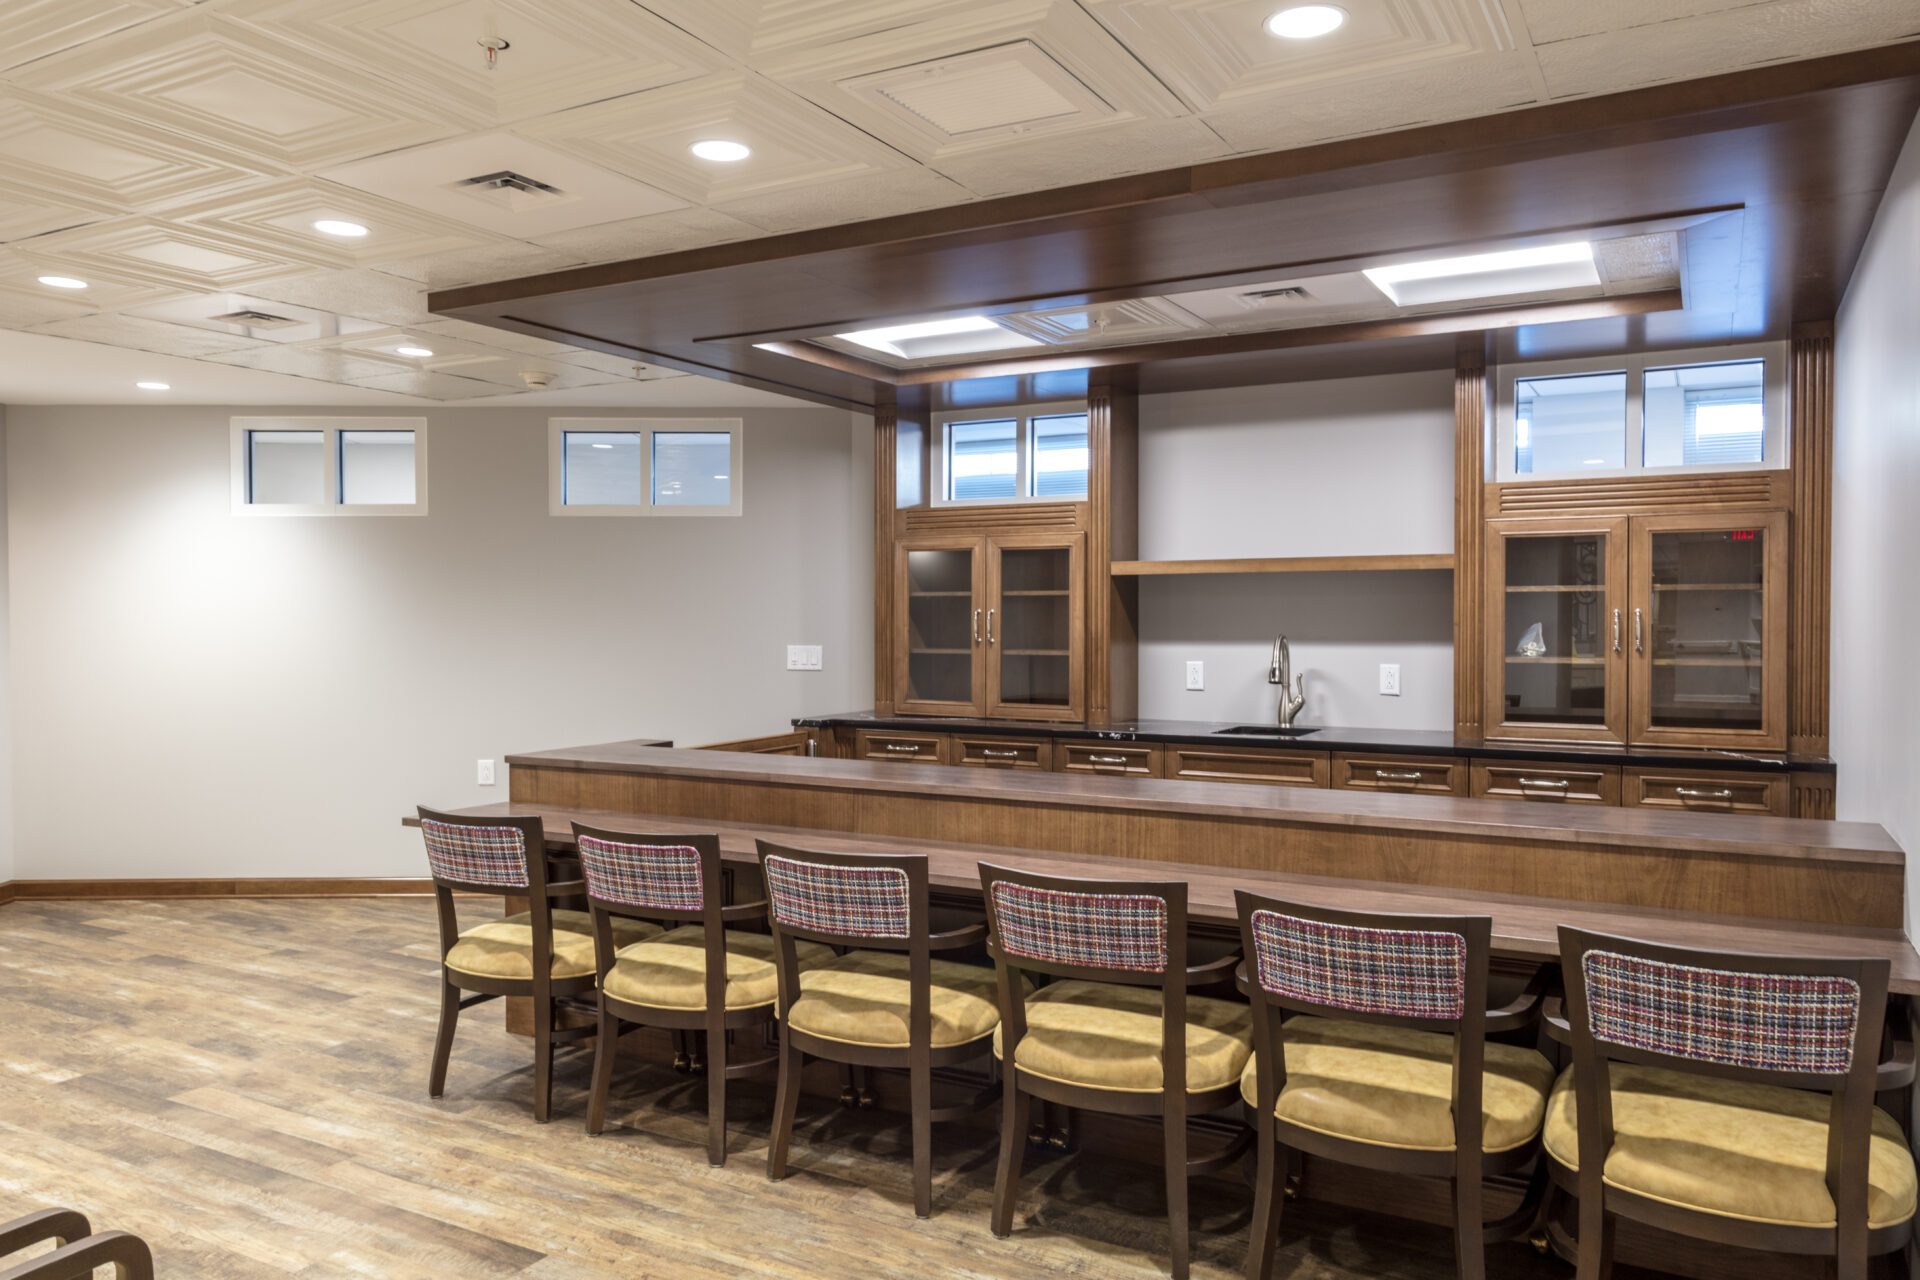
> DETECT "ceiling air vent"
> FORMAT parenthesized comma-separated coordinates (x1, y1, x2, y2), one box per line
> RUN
(1236, 286, 1313, 310)
(448, 169, 569, 213)
(208, 308, 302, 329)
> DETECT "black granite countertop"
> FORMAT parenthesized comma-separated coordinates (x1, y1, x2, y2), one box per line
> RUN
(791, 712, 1836, 775)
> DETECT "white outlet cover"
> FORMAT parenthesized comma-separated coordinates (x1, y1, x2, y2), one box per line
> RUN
(1379, 664, 1401, 696)
(477, 758, 496, 785)
(787, 644, 823, 671)
(1185, 660, 1204, 691)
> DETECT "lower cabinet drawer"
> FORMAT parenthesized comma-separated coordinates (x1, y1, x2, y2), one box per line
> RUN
(1055, 741, 1162, 777)
(1471, 760, 1621, 806)
(1332, 753, 1466, 796)
(852, 730, 951, 765)
(955, 736, 1051, 770)
(1624, 768, 1788, 816)
(1166, 746, 1327, 788)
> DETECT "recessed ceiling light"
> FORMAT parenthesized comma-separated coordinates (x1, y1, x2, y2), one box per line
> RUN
(1362, 241, 1598, 307)
(689, 139, 752, 163)
(312, 219, 369, 238)
(1265, 5, 1347, 38)
(136, 381, 169, 391)
(836, 314, 1041, 360)
(395, 345, 434, 358)
(37, 274, 88, 289)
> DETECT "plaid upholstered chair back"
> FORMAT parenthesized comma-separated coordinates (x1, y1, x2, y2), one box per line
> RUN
(1559, 926, 1889, 1089)
(756, 841, 925, 950)
(575, 827, 719, 923)
(417, 807, 542, 895)
(980, 864, 1186, 986)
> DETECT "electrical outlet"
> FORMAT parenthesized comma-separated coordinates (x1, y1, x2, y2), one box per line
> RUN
(1185, 660, 1205, 691)
(787, 644, 823, 671)
(477, 758, 496, 786)
(1379, 664, 1401, 696)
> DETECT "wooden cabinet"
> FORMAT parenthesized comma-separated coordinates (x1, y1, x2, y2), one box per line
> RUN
(1056, 741, 1162, 777)
(892, 532, 1084, 721)
(852, 729, 951, 765)
(1166, 745, 1326, 788)
(1332, 753, 1466, 796)
(1471, 760, 1621, 805)
(1624, 767, 1789, 816)
(955, 735, 1051, 770)
(1484, 511, 1788, 751)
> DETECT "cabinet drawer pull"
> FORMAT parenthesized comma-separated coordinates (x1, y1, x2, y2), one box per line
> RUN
(1517, 777, 1571, 791)
(1675, 786, 1735, 803)
(1087, 754, 1131, 766)
(973, 609, 982, 645)
(881, 743, 922, 755)
(1375, 770, 1424, 784)
(981, 748, 1021, 760)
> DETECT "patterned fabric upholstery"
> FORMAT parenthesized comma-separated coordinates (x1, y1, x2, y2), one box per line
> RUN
(1581, 950, 1861, 1075)
(577, 835, 704, 912)
(764, 855, 911, 940)
(989, 881, 1168, 974)
(1250, 909, 1466, 1020)
(421, 819, 529, 889)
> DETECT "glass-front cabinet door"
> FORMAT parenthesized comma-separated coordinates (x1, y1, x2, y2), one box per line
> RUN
(894, 537, 986, 716)
(1630, 511, 1787, 749)
(1484, 518, 1628, 743)
(986, 533, 1084, 721)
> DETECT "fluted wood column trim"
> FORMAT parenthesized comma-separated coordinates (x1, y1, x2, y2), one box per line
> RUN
(1789, 324, 1834, 757)
(1453, 338, 1489, 742)
(872, 406, 898, 715)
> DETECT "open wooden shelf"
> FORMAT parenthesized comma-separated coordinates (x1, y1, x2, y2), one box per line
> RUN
(1111, 553, 1454, 577)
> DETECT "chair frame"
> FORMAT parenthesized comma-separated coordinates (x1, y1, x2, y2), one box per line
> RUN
(420, 805, 595, 1124)
(1234, 891, 1548, 1280)
(981, 862, 1245, 1280)
(0, 1209, 153, 1280)
(756, 839, 992, 1218)
(1553, 925, 1912, 1280)
(575, 825, 779, 1165)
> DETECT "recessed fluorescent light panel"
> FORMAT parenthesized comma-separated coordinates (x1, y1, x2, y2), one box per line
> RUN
(834, 315, 1041, 361)
(1363, 241, 1598, 307)
(1265, 5, 1347, 38)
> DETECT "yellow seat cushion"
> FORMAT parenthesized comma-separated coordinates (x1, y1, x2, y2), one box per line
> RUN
(993, 979, 1252, 1094)
(786, 950, 1002, 1049)
(1239, 1015, 1553, 1152)
(602, 926, 832, 1010)
(1542, 1063, 1918, 1229)
(444, 909, 660, 981)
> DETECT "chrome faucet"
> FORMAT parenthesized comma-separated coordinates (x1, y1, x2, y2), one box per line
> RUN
(1268, 635, 1306, 727)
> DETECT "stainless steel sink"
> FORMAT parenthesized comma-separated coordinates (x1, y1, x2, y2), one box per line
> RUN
(1214, 725, 1320, 737)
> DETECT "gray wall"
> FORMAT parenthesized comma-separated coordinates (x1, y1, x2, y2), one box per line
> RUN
(0, 406, 10, 884)
(1136, 372, 1456, 728)
(4, 404, 872, 881)
(1833, 107, 1920, 934)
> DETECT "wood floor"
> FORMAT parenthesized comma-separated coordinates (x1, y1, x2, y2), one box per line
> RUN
(0, 896, 1591, 1279)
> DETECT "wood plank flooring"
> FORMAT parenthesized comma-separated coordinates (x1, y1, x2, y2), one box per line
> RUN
(0, 896, 1593, 1279)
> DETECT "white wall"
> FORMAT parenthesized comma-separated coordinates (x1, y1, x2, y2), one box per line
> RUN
(1136, 371, 1456, 727)
(1833, 107, 1920, 933)
(0, 405, 12, 885)
(4, 403, 873, 882)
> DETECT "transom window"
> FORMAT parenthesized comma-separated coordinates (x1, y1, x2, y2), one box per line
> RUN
(933, 404, 1089, 505)
(549, 418, 742, 516)
(231, 417, 427, 516)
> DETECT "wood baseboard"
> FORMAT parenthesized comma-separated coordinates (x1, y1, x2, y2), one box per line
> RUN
(2, 877, 436, 902)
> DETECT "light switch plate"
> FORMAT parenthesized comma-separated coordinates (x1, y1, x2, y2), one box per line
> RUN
(1185, 660, 1204, 691)
(1379, 664, 1401, 696)
(787, 644, 823, 671)
(477, 758, 496, 785)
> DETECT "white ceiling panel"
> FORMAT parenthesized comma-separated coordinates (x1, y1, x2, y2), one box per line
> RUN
(411, 315, 578, 356)
(344, 368, 519, 399)
(714, 166, 974, 232)
(125, 291, 388, 344)
(0, 90, 263, 215)
(0, 1, 197, 74)
(0, 287, 101, 330)
(240, 267, 435, 328)
(371, 238, 586, 291)
(0, 248, 174, 311)
(202, 342, 403, 381)
(553, 348, 692, 379)
(30, 310, 272, 357)
(169, 179, 504, 270)
(17, 216, 317, 293)
(226, 0, 727, 125)
(1516, 0, 1772, 44)
(931, 116, 1228, 197)
(528, 207, 763, 261)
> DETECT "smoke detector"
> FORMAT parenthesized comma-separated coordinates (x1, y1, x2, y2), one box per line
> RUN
(518, 369, 555, 389)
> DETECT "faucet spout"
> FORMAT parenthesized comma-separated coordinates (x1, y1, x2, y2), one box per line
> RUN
(1267, 634, 1306, 727)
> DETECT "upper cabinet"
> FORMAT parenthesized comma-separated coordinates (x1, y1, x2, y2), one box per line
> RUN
(1483, 510, 1788, 750)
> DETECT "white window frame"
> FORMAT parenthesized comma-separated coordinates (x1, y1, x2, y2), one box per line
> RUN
(230, 417, 428, 517)
(931, 400, 1089, 507)
(1494, 341, 1786, 483)
(548, 418, 743, 517)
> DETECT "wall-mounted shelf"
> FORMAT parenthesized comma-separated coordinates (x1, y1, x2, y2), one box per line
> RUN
(1110, 553, 1454, 577)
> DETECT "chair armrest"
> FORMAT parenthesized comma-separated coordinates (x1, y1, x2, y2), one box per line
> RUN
(0, 1231, 153, 1280)
(1484, 965, 1555, 1034)
(718, 899, 769, 924)
(928, 920, 989, 951)
(1541, 994, 1573, 1045)
(1185, 952, 1241, 987)
(1877, 1038, 1916, 1091)
(0, 1210, 89, 1260)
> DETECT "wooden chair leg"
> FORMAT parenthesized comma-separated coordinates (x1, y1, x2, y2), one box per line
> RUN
(585, 1002, 619, 1136)
(1576, 1179, 1614, 1280)
(768, 1032, 804, 1181)
(1246, 1122, 1284, 1280)
(428, 975, 459, 1098)
(910, 1058, 933, 1218)
(1166, 1103, 1190, 1280)
(532, 992, 555, 1124)
(991, 1078, 1031, 1237)
(706, 1020, 729, 1167)
(1452, 1156, 1486, 1280)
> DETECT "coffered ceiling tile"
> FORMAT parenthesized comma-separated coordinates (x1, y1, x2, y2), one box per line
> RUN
(373, 239, 587, 290)
(516, 75, 912, 206)
(345, 369, 518, 400)
(0, 290, 96, 329)
(1516, 0, 1770, 44)
(168, 180, 503, 271)
(0, 1, 197, 74)
(0, 90, 263, 215)
(17, 217, 316, 293)
(1533, 1, 1920, 99)
(225, 0, 727, 125)
(412, 316, 579, 357)
(1201, 51, 1539, 150)
(553, 348, 692, 379)
(932, 117, 1228, 197)
(0, 190, 110, 245)
(756, 2, 1186, 160)
(650, 0, 1035, 58)
(0, 248, 174, 311)
(9, 9, 466, 170)
(202, 342, 402, 382)
(30, 310, 271, 357)
(1083, 0, 1519, 112)
(240, 267, 434, 327)
(713, 166, 973, 232)
(527, 207, 764, 262)
(403, 351, 625, 391)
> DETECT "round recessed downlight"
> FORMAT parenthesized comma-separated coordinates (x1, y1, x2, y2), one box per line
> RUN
(1265, 4, 1347, 37)
(37, 274, 88, 289)
(395, 345, 434, 358)
(136, 381, 170, 391)
(689, 139, 752, 162)
(313, 218, 369, 238)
